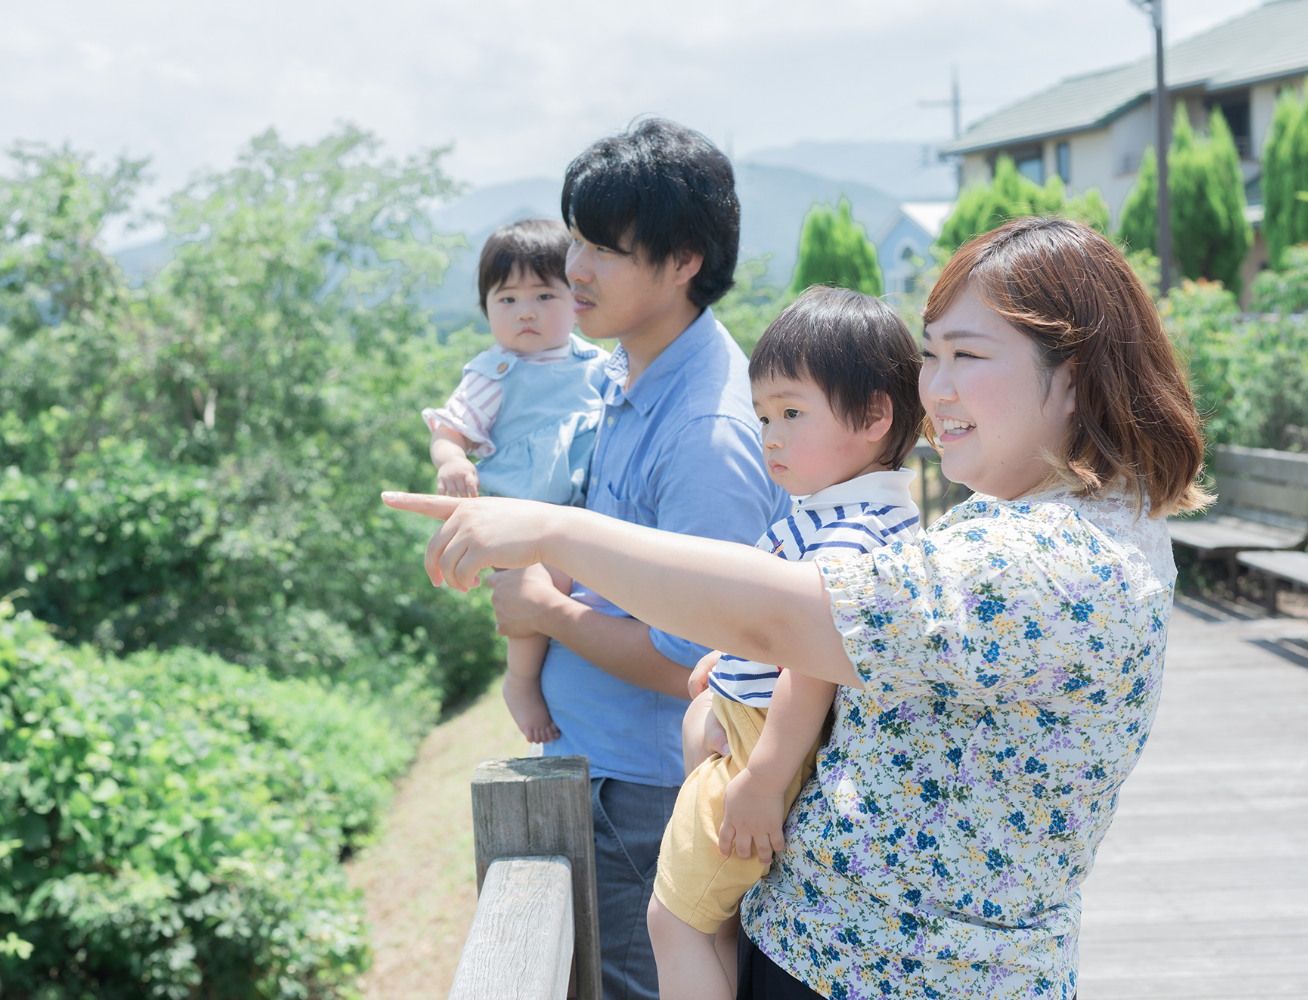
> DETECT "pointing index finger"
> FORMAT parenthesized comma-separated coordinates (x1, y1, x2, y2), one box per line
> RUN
(381, 491, 462, 521)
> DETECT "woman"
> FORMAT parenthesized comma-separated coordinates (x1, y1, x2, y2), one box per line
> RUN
(385, 218, 1206, 999)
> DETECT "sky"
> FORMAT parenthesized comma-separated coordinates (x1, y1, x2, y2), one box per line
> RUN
(0, 0, 1266, 243)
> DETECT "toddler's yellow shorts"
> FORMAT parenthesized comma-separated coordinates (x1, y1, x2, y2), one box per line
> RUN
(652, 694, 821, 934)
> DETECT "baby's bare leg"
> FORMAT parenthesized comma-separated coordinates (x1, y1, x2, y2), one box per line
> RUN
(503, 635, 558, 743)
(501, 567, 572, 745)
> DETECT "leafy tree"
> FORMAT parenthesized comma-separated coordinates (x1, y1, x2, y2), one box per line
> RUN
(1262, 86, 1308, 270)
(1117, 145, 1159, 256)
(1170, 106, 1253, 295)
(790, 198, 883, 296)
(0, 129, 501, 719)
(716, 258, 789, 357)
(937, 155, 1108, 255)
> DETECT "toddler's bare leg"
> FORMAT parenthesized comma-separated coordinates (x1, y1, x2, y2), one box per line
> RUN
(714, 914, 740, 996)
(647, 895, 733, 1000)
(503, 635, 558, 743)
(501, 567, 571, 745)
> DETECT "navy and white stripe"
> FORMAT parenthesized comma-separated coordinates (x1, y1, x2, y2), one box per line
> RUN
(710, 468, 920, 707)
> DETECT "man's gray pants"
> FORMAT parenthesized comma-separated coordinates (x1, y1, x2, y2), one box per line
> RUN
(590, 776, 680, 1000)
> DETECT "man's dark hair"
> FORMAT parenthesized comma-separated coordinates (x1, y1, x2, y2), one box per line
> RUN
(561, 118, 740, 308)
(477, 218, 571, 315)
(749, 286, 925, 470)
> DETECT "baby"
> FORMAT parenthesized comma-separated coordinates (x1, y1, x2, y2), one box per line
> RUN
(421, 219, 608, 743)
(647, 286, 926, 1000)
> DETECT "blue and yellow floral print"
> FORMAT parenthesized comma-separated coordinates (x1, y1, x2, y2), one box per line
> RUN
(741, 495, 1175, 1000)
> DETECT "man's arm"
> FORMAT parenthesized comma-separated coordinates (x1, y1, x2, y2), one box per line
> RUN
(487, 564, 690, 698)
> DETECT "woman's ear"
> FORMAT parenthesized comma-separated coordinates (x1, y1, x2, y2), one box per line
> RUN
(1049, 361, 1076, 418)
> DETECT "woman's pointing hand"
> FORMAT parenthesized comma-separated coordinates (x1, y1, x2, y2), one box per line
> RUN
(380, 492, 559, 592)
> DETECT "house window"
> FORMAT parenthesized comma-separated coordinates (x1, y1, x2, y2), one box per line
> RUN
(1007, 144, 1044, 184)
(1204, 90, 1252, 158)
(1057, 142, 1071, 183)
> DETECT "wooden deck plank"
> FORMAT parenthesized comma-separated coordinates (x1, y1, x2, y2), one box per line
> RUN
(1077, 599, 1308, 998)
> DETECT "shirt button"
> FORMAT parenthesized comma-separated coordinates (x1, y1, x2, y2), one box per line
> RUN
(496, 361, 509, 373)
(607, 416, 615, 426)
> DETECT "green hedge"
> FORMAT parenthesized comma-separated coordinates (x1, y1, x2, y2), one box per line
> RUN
(0, 602, 412, 998)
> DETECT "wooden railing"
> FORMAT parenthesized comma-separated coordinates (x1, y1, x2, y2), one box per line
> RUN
(449, 756, 601, 1000)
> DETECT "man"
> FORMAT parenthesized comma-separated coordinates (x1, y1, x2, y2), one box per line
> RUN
(486, 119, 787, 1000)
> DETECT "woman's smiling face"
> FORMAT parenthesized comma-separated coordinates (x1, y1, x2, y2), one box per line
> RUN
(920, 282, 1076, 501)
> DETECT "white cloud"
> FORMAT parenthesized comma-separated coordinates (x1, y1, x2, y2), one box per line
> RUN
(0, 0, 1266, 225)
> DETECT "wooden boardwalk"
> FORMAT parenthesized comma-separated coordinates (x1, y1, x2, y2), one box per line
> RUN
(1079, 595, 1308, 999)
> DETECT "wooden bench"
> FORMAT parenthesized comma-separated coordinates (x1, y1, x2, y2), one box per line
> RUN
(1167, 444, 1308, 587)
(1236, 549, 1308, 615)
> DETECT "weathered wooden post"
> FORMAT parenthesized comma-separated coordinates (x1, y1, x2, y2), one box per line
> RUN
(448, 856, 574, 1000)
(467, 755, 601, 1000)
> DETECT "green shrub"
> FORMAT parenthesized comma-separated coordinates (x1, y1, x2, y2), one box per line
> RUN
(1167, 278, 1308, 450)
(0, 602, 412, 998)
(1250, 244, 1308, 314)
(715, 259, 789, 357)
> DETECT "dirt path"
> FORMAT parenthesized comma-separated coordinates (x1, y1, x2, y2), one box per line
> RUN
(346, 682, 530, 999)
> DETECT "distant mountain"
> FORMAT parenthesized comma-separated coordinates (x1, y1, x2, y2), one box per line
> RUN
(735, 162, 902, 287)
(742, 140, 957, 202)
(425, 178, 562, 330)
(107, 142, 955, 331)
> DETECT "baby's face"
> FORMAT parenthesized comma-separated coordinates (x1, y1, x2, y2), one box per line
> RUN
(752, 375, 892, 496)
(486, 268, 576, 353)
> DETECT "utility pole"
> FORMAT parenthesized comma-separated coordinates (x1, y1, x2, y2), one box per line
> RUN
(1133, 0, 1171, 294)
(920, 65, 963, 192)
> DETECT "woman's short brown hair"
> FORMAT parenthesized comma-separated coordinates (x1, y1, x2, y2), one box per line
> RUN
(923, 217, 1208, 515)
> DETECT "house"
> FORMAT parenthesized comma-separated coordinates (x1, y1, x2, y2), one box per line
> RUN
(874, 202, 953, 295)
(941, 0, 1308, 289)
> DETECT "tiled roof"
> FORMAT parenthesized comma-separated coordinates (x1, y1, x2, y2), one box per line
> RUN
(943, 0, 1308, 155)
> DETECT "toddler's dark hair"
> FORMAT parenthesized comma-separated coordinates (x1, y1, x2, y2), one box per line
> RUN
(749, 286, 925, 470)
(477, 219, 571, 315)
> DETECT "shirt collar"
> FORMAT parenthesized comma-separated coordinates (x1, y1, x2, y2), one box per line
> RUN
(794, 468, 918, 511)
(489, 340, 574, 363)
(602, 308, 718, 415)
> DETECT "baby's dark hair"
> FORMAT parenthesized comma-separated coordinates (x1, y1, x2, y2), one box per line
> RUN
(749, 286, 925, 470)
(477, 219, 571, 314)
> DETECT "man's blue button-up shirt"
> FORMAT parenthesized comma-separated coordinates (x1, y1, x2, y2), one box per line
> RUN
(541, 307, 789, 786)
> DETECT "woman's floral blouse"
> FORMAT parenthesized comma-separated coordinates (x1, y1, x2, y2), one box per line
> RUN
(741, 493, 1176, 1000)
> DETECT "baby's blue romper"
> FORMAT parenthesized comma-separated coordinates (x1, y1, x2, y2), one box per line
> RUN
(469, 333, 609, 506)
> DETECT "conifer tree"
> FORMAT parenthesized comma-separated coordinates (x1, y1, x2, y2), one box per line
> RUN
(1263, 87, 1308, 270)
(1116, 145, 1159, 255)
(791, 197, 883, 296)
(1170, 106, 1252, 294)
(937, 155, 1108, 255)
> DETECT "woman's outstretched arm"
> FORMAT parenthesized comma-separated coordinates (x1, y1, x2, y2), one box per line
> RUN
(381, 492, 860, 687)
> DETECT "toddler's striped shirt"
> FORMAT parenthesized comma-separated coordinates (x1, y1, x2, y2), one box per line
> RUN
(709, 468, 921, 708)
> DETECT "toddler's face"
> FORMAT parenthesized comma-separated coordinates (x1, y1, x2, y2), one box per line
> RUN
(486, 268, 576, 353)
(752, 376, 893, 497)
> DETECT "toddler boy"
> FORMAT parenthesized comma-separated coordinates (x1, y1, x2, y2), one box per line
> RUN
(647, 285, 927, 1000)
